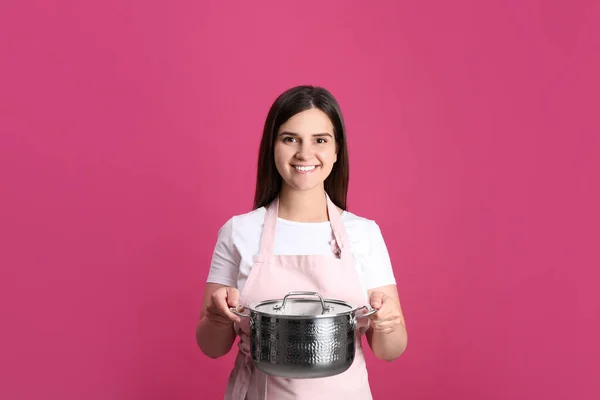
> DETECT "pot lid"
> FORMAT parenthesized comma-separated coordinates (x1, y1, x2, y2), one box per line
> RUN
(252, 291, 355, 317)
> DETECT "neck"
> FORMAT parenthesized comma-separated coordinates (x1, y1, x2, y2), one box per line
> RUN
(278, 185, 329, 222)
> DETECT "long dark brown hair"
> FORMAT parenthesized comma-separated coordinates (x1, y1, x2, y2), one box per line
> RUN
(253, 85, 350, 210)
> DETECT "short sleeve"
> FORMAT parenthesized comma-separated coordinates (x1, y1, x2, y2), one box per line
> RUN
(362, 221, 397, 290)
(206, 217, 241, 288)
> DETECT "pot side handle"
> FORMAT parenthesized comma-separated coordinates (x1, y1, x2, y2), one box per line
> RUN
(230, 306, 253, 325)
(355, 305, 377, 319)
(352, 305, 377, 328)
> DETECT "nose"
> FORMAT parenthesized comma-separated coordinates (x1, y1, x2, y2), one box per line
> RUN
(295, 142, 314, 160)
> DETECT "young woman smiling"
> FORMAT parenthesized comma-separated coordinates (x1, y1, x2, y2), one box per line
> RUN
(196, 85, 407, 399)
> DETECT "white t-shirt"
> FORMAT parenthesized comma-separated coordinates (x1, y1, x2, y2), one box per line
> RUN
(206, 207, 397, 295)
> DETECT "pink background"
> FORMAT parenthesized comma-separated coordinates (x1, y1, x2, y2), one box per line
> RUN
(1, 1, 599, 399)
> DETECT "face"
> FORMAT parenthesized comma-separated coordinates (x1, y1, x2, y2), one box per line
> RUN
(274, 108, 338, 193)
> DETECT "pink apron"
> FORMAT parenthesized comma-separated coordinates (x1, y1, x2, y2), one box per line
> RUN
(224, 194, 373, 399)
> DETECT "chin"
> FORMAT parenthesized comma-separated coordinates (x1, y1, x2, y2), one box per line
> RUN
(282, 181, 323, 192)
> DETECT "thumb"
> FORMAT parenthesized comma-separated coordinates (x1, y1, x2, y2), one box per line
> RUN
(369, 291, 385, 309)
(226, 288, 240, 308)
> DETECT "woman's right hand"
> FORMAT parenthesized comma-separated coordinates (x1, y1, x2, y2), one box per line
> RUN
(204, 286, 242, 326)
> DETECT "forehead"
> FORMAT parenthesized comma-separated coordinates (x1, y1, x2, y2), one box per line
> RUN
(278, 108, 334, 134)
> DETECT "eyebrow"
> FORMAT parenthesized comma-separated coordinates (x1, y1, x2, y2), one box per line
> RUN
(279, 131, 333, 138)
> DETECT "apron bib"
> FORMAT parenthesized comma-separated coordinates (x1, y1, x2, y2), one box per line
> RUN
(224, 194, 373, 399)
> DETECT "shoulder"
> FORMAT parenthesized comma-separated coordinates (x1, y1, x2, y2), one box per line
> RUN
(342, 211, 392, 253)
(341, 210, 387, 252)
(217, 207, 266, 237)
(211, 208, 266, 259)
(341, 210, 382, 236)
(342, 210, 396, 288)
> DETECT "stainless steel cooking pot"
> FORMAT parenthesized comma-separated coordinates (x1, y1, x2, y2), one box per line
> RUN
(230, 291, 376, 379)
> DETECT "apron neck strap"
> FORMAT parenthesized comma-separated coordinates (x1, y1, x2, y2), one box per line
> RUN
(257, 192, 348, 258)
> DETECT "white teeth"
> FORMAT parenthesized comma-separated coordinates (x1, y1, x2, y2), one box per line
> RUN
(294, 165, 316, 171)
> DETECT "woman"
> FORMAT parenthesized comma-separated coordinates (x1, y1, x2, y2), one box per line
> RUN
(196, 85, 407, 399)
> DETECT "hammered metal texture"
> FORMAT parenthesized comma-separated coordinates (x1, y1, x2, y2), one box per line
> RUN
(250, 314, 355, 377)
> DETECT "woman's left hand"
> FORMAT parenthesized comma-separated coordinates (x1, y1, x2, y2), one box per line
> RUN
(368, 291, 404, 335)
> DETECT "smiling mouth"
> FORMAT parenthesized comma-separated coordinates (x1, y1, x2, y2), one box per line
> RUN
(293, 165, 318, 172)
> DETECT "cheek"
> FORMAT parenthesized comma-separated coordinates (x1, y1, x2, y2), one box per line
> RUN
(273, 144, 290, 166)
(317, 148, 337, 164)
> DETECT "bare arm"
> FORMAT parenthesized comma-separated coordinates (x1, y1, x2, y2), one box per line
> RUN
(196, 283, 241, 359)
(365, 284, 407, 361)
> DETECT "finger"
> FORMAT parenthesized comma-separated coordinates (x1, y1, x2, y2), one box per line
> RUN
(372, 318, 397, 328)
(207, 309, 239, 325)
(214, 291, 237, 318)
(374, 327, 396, 335)
(205, 308, 227, 321)
(227, 288, 240, 308)
(369, 303, 391, 320)
(371, 317, 403, 331)
(369, 291, 385, 309)
(208, 302, 240, 324)
(215, 297, 231, 315)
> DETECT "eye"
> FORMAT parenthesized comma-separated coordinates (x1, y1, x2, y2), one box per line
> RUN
(282, 136, 297, 143)
(316, 138, 327, 144)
